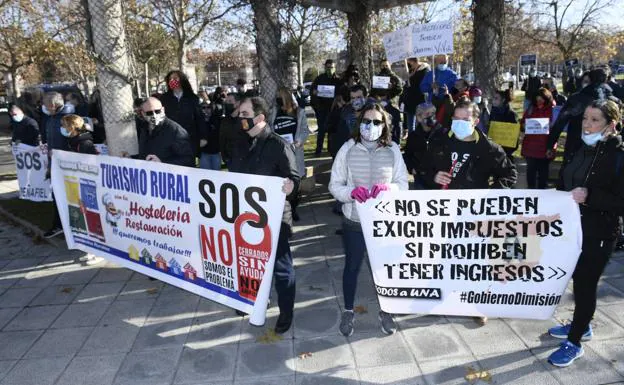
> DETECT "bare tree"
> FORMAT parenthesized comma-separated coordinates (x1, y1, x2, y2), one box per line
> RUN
(473, 0, 505, 98)
(279, 2, 339, 85)
(138, 0, 246, 69)
(250, 0, 284, 102)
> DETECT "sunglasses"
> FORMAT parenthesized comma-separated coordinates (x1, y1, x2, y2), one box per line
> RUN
(362, 118, 383, 125)
(144, 109, 162, 116)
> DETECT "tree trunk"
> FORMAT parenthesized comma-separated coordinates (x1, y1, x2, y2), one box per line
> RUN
(472, 0, 505, 99)
(10, 70, 20, 101)
(178, 43, 188, 71)
(347, 8, 372, 89)
(144, 61, 149, 97)
(85, 0, 137, 156)
(217, 63, 221, 86)
(250, 0, 284, 103)
(298, 44, 303, 86)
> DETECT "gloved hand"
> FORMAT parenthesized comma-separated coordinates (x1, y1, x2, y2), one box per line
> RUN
(351, 186, 370, 203)
(370, 184, 390, 198)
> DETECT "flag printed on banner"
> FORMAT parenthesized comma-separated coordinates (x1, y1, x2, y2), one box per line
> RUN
(51, 150, 286, 325)
(12, 143, 52, 202)
(356, 189, 582, 320)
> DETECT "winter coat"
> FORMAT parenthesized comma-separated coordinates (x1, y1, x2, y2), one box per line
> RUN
(68, 131, 97, 155)
(11, 116, 40, 146)
(268, 107, 310, 177)
(548, 83, 617, 161)
(201, 111, 221, 155)
(558, 135, 624, 239)
(41, 104, 73, 150)
(521, 76, 542, 101)
(135, 117, 195, 167)
(420, 67, 458, 102)
(521, 103, 555, 159)
(402, 64, 430, 114)
(160, 91, 206, 156)
(219, 116, 247, 164)
(373, 69, 403, 101)
(404, 123, 446, 188)
(229, 125, 300, 232)
(311, 72, 341, 112)
(327, 103, 345, 158)
(424, 128, 517, 189)
(329, 105, 358, 159)
(383, 102, 402, 144)
(432, 93, 455, 130)
(489, 104, 519, 153)
(329, 139, 408, 222)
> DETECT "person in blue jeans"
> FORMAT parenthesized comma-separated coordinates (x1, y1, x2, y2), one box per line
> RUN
(546, 100, 624, 367)
(329, 102, 408, 336)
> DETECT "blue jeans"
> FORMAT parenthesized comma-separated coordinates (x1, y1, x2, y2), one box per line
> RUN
(341, 218, 370, 310)
(274, 227, 296, 314)
(199, 153, 222, 171)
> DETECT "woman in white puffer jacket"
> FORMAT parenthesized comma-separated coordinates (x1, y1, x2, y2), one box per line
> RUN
(329, 102, 408, 337)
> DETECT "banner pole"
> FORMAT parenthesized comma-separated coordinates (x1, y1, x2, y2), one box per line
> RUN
(404, 59, 411, 87)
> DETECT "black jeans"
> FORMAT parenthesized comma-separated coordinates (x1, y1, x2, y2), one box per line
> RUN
(274, 227, 296, 315)
(314, 108, 329, 153)
(568, 236, 615, 345)
(525, 157, 551, 189)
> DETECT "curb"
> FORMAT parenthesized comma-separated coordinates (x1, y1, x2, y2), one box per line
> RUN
(0, 203, 65, 248)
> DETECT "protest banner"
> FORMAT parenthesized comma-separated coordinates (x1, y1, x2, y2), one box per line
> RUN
(12, 143, 52, 202)
(488, 121, 521, 148)
(383, 20, 453, 63)
(317, 85, 336, 99)
(356, 189, 582, 320)
(520, 54, 537, 67)
(525, 118, 550, 135)
(51, 150, 286, 325)
(372, 76, 391, 90)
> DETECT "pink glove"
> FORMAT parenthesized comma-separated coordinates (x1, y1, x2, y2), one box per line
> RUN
(351, 186, 370, 203)
(370, 184, 390, 198)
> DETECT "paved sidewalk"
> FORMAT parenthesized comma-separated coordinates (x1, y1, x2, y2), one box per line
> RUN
(0, 175, 623, 384)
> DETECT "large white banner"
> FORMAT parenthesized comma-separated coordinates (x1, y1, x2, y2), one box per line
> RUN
(357, 189, 582, 320)
(12, 143, 52, 201)
(383, 20, 454, 63)
(51, 150, 286, 325)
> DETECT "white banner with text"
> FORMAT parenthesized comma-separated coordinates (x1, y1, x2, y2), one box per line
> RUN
(12, 143, 52, 201)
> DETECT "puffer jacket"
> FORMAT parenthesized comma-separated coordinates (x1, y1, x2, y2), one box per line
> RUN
(329, 139, 408, 222)
(521, 103, 555, 159)
(558, 135, 624, 239)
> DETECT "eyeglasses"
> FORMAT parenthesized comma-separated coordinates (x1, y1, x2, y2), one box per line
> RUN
(362, 118, 383, 125)
(144, 109, 162, 116)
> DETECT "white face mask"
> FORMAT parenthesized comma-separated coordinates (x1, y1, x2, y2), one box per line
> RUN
(11, 114, 24, 123)
(148, 111, 166, 127)
(359, 122, 383, 142)
(581, 126, 609, 146)
(473, 96, 482, 105)
(451, 119, 474, 140)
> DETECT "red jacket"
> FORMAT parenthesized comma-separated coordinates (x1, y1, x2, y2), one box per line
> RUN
(521, 102, 556, 159)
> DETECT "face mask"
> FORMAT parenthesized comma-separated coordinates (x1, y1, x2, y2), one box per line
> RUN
(168, 78, 181, 90)
(359, 122, 383, 142)
(147, 111, 166, 127)
(473, 96, 482, 105)
(582, 83, 590, 89)
(437, 64, 448, 71)
(451, 119, 474, 140)
(352, 97, 366, 111)
(60, 126, 71, 137)
(380, 100, 388, 107)
(325, 68, 335, 76)
(11, 114, 24, 123)
(530, 71, 537, 77)
(407, 65, 413, 72)
(238, 117, 256, 132)
(424, 116, 437, 128)
(276, 97, 283, 107)
(380, 67, 390, 74)
(581, 131, 604, 146)
(224, 103, 235, 115)
(42, 105, 51, 115)
(64, 103, 75, 114)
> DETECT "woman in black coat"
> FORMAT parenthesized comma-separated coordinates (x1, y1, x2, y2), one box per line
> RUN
(488, 88, 519, 159)
(545, 100, 624, 367)
(159, 70, 205, 159)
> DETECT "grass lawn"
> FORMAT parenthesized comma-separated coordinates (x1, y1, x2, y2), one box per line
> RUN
(0, 198, 55, 231)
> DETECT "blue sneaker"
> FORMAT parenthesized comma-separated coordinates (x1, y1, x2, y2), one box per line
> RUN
(548, 323, 593, 341)
(548, 340, 584, 367)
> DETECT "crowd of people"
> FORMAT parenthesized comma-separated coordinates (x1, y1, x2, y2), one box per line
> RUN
(7, 54, 624, 368)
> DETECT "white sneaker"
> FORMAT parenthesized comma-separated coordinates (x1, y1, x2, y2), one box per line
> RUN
(77, 254, 104, 266)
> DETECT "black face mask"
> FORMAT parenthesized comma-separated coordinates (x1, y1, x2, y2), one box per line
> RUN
(237, 117, 256, 132)
(276, 97, 283, 107)
(407, 65, 413, 72)
(424, 116, 437, 128)
(224, 103, 235, 115)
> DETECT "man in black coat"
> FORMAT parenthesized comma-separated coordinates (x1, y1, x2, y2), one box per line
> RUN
(401, 57, 430, 134)
(229, 96, 300, 334)
(9, 105, 40, 146)
(521, 68, 542, 111)
(128, 97, 194, 167)
(548, 68, 619, 162)
(311, 59, 341, 155)
(159, 70, 206, 158)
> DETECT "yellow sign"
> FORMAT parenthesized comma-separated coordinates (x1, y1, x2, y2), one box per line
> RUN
(488, 121, 521, 148)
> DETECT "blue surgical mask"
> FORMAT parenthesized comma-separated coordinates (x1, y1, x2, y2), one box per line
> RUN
(437, 64, 448, 71)
(60, 126, 71, 137)
(359, 122, 383, 142)
(451, 119, 474, 140)
(581, 129, 606, 146)
(352, 97, 366, 111)
(473, 96, 482, 105)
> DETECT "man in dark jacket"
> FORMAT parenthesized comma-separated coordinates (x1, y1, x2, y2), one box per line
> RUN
(219, 93, 245, 167)
(522, 68, 542, 111)
(374, 60, 403, 102)
(401, 57, 430, 134)
(131, 97, 194, 167)
(41, 91, 72, 152)
(230, 96, 300, 334)
(9, 105, 40, 146)
(404, 102, 445, 189)
(311, 59, 341, 155)
(425, 97, 517, 190)
(548, 68, 618, 162)
(160, 70, 206, 158)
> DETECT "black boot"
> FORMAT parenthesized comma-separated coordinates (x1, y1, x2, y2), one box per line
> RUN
(274, 312, 293, 334)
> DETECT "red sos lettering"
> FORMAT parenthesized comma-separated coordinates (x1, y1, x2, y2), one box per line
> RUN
(199, 225, 233, 266)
